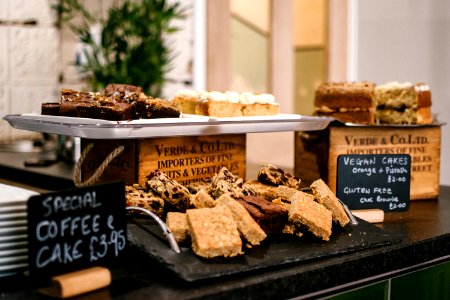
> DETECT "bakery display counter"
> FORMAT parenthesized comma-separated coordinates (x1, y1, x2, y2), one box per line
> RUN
(1, 152, 449, 300)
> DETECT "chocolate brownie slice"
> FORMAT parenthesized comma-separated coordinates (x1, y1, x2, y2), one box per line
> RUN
(236, 195, 288, 235)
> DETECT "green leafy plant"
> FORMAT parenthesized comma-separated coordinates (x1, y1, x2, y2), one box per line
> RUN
(53, 0, 185, 96)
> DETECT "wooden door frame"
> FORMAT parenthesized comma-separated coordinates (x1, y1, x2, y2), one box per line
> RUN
(206, 0, 294, 114)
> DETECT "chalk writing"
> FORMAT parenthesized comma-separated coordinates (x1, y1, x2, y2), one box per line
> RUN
(27, 182, 127, 281)
(337, 154, 411, 212)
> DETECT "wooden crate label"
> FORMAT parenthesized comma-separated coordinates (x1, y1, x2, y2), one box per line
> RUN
(328, 126, 441, 200)
(138, 135, 246, 185)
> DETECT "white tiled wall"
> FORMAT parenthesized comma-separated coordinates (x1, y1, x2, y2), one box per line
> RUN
(0, 0, 59, 141)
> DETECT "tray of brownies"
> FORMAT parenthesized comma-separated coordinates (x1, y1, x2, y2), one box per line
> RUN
(125, 164, 401, 282)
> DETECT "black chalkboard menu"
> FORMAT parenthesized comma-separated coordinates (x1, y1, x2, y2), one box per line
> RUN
(27, 182, 127, 282)
(336, 154, 411, 212)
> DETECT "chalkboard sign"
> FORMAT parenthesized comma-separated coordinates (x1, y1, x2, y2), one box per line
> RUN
(336, 154, 411, 212)
(27, 182, 127, 282)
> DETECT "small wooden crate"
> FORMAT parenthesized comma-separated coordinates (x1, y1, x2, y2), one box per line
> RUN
(295, 124, 442, 200)
(80, 134, 246, 186)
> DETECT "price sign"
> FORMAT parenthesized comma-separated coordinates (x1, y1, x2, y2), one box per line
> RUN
(27, 182, 127, 282)
(336, 154, 411, 212)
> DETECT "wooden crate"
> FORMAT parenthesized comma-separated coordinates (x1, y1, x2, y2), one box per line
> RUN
(80, 134, 246, 186)
(295, 124, 441, 200)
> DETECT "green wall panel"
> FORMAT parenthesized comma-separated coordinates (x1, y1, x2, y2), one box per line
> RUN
(390, 261, 450, 300)
(327, 281, 389, 300)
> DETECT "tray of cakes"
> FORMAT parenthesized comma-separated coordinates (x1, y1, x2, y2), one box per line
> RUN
(3, 85, 333, 139)
(125, 164, 401, 282)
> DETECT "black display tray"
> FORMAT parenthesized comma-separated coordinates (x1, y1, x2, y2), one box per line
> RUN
(127, 216, 400, 282)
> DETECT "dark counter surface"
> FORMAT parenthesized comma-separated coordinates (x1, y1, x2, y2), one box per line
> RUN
(1, 151, 449, 299)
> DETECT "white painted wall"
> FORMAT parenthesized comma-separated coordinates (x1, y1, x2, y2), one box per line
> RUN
(351, 0, 450, 185)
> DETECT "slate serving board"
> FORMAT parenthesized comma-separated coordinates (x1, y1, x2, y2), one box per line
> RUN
(127, 216, 400, 282)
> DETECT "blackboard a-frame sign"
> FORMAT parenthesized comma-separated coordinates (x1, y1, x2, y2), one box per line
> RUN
(27, 181, 127, 283)
(336, 154, 411, 212)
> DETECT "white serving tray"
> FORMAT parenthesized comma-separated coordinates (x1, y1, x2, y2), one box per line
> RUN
(3, 113, 333, 139)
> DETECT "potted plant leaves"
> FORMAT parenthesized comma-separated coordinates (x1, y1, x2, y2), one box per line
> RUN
(53, 0, 185, 97)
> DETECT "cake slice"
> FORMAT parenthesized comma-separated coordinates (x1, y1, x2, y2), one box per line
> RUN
(375, 82, 433, 124)
(310, 179, 350, 227)
(125, 184, 164, 217)
(314, 81, 376, 125)
(257, 163, 301, 189)
(216, 194, 267, 246)
(171, 90, 199, 114)
(145, 170, 191, 210)
(187, 206, 242, 258)
(166, 212, 189, 243)
(172, 90, 279, 117)
(196, 91, 243, 117)
(289, 191, 332, 241)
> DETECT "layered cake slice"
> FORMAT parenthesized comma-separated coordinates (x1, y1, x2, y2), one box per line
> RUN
(171, 90, 200, 114)
(171, 90, 280, 117)
(375, 82, 433, 124)
(314, 81, 376, 125)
